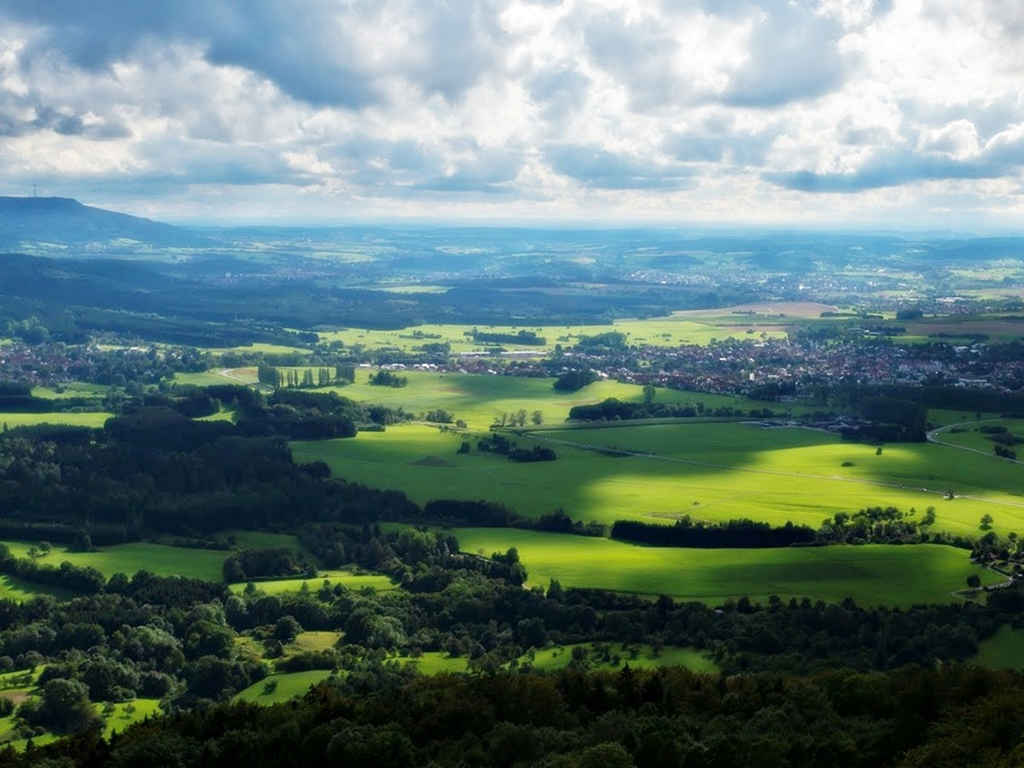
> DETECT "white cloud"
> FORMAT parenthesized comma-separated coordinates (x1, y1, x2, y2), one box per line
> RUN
(0, 0, 1022, 228)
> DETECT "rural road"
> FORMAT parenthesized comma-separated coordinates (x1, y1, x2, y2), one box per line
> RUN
(926, 419, 1024, 466)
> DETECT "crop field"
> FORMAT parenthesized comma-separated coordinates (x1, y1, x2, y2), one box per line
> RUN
(316, 314, 787, 355)
(973, 625, 1024, 669)
(900, 317, 1024, 342)
(0, 411, 112, 429)
(295, 420, 1024, 537)
(451, 528, 999, 607)
(203, 343, 313, 355)
(174, 367, 259, 387)
(229, 571, 395, 596)
(309, 371, 790, 429)
(1, 541, 228, 582)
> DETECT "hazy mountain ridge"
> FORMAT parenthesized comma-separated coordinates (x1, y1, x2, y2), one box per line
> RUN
(0, 196, 205, 249)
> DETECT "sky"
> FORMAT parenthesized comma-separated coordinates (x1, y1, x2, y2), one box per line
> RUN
(1, 0, 1024, 228)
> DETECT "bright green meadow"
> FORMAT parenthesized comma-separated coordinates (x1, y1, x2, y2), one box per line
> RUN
(229, 571, 395, 596)
(451, 527, 999, 607)
(294, 419, 1024, 537)
(0, 412, 112, 429)
(1, 541, 227, 582)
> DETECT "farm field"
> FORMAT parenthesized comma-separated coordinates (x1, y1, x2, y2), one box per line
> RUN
(295, 420, 1024, 536)
(174, 368, 259, 387)
(0, 411, 112, 429)
(1, 541, 228, 582)
(451, 528, 1000, 607)
(302, 371, 793, 429)
(316, 313, 788, 355)
(972, 625, 1024, 669)
(202, 343, 313, 355)
(229, 571, 395, 596)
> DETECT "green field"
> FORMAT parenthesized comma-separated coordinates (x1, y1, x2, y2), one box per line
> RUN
(174, 368, 259, 387)
(229, 571, 395, 596)
(972, 625, 1024, 669)
(290, 371, 787, 430)
(0, 573, 72, 602)
(933, 419, 1024, 456)
(234, 644, 716, 706)
(31, 382, 109, 400)
(1, 541, 228, 582)
(234, 670, 336, 704)
(528, 643, 718, 673)
(451, 528, 999, 606)
(317, 314, 788, 355)
(0, 412, 112, 429)
(295, 420, 1024, 537)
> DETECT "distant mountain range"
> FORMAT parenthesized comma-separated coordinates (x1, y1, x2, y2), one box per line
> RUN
(0, 196, 204, 249)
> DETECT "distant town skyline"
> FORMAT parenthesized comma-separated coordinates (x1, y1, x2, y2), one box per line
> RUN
(2, 1, 1024, 229)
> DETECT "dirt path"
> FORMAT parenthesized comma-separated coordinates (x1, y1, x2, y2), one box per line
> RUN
(218, 368, 253, 383)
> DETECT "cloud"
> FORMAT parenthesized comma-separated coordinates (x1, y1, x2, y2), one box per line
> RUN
(4, 0, 512, 108)
(663, 118, 777, 165)
(545, 144, 695, 189)
(1, 0, 1023, 227)
(719, 2, 856, 107)
(763, 151, 1006, 193)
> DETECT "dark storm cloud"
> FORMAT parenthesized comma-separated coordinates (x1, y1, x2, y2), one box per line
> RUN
(545, 144, 696, 189)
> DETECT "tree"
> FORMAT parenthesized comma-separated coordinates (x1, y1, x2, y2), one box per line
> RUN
(531, 410, 543, 425)
(980, 514, 994, 531)
(25, 678, 98, 733)
(966, 574, 982, 589)
(274, 615, 302, 643)
(515, 409, 527, 427)
(643, 384, 656, 404)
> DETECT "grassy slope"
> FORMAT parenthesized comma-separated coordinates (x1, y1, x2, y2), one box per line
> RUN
(452, 528, 1000, 607)
(295, 420, 1024, 537)
(1, 541, 228, 582)
(973, 625, 1024, 670)
(0, 573, 72, 602)
(31, 383, 109, 399)
(528, 644, 718, 674)
(0, 412, 112, 429)
(937, 419, 1024, 454)
(229, 571, 395, 596)
(234, 670, 336, 704)
(311, 372, 784, 429)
